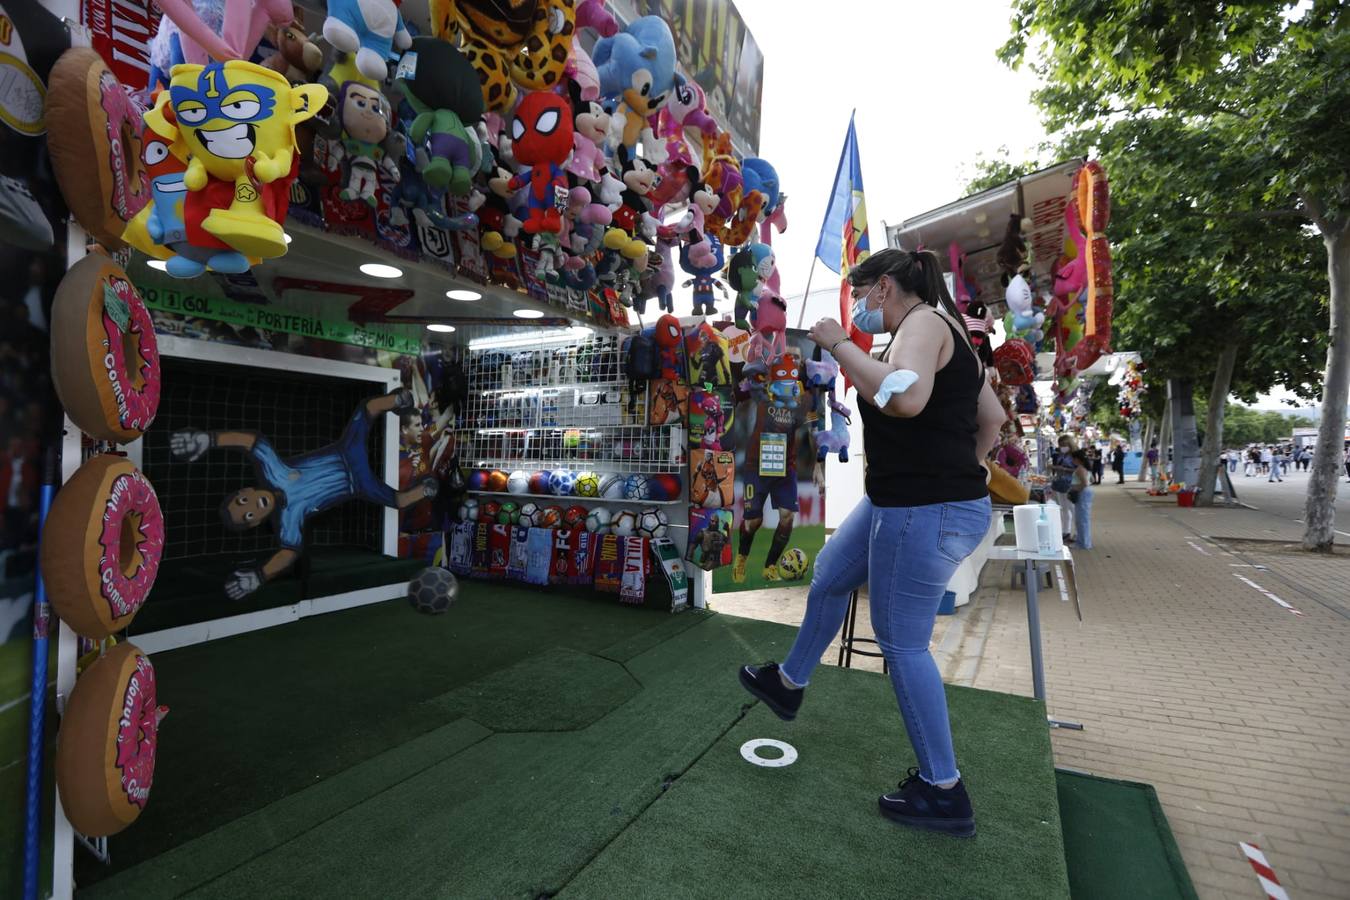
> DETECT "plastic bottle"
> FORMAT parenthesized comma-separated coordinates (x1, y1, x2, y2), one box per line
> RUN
(1036, 504, 1054, 556)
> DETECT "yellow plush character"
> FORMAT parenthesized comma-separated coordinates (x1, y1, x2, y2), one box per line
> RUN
(145, 60, 326, 260)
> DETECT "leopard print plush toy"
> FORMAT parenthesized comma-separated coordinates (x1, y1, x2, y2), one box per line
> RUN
(429, 0, 576, 112)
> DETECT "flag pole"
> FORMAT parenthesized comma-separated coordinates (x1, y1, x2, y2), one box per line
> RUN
(794, 254, 820, 329)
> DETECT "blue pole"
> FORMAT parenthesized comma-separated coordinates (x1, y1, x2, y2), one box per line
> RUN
(24, 447, 60, 900)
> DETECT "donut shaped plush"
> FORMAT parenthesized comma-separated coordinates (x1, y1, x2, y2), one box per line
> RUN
(42, 455, 163, 640)
(56, 642, 164, 837)
(46, 49, 151, 251)
(52, 254, 161, 442)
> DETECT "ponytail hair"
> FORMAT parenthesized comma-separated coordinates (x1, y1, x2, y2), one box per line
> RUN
(847, 248, 970, 338)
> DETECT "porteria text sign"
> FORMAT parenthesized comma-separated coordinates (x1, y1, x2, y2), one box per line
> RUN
(137, 284, 422, 355)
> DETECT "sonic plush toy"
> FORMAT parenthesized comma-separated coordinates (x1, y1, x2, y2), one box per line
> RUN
(592, 15, 683, 155)
(145, 60, 326, 272)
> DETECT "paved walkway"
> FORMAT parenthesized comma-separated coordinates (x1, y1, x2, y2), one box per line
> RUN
(713, 480, 1350, 900)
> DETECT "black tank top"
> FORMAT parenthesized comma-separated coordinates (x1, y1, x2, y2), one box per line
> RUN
(857, 312, 989, 507)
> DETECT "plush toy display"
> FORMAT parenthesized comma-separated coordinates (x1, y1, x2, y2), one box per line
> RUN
(636, 231, 679, 314)
(655, 80, 717, 167)
(681, 233, 727, 316)
(744, 288, 788, 372)
(700, 131, 744, 242)
(1074, 160, 1114, 365)
(602, 145, 659, 271)
(322, 0, 411, 83)
(56, 642, 166, 837)
(994, 337, 1036, 386)
(51, 254, 161, 443)
(767, 354, 802, 411)
(508, 0, 579, 92)
(501, 90, 574, 236)
(46, 50, 151, 251)
(813, 398, 851, 463)
(593, 15, 682, 155)
(332, 81, 398, 207)
(725, 242, 775, 330)
(144, 60, 326, 269)
(725, 157, 778, 246)
(150, 0, 293, 84)
(397, 38, 487, 196)
(260, 10, 323, 85)
(429, 0, 537, 111)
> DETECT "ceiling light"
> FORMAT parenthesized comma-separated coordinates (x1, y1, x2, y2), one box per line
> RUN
(146, 260, 168, 271)
(446, 289, 481, 301)
(359, 263, 403, 279)
(513, 308, 545, 319)
(427, 324, 456, 333)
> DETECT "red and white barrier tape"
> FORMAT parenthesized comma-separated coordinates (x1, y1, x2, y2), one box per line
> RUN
(1239, 842, 1289, 900)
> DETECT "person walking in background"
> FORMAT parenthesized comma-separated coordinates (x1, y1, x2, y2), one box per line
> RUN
(1268, 446, 1283, 482)
(1261, 446, 1273, 477)
(1052, 435, 1078, 541)
(1111, 441, 1126, 483)
(1068, 449, 1094, 549)
(1089, 445, 1104, 485)
(1146, 442, 1160, 483)
(1244, 448, 1255, 477)
(1228, 450, 1238, 473)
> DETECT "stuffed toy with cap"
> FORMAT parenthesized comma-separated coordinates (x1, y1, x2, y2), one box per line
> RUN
(323, 0, 411, 84)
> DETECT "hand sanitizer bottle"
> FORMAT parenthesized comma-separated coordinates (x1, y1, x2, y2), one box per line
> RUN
(1036, 504, 1054, 556)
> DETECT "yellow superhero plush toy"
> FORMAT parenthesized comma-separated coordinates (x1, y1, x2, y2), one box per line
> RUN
(145, 60, 326, 264)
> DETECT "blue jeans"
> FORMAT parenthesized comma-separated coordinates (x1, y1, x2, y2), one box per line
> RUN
(781, 495, 992, 785)
(1072, 486, 1093, 549)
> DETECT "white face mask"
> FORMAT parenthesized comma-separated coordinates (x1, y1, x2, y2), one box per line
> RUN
(850, 281, 887, 334)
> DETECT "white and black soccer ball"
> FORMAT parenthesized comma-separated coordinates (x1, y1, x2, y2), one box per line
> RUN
(598, 473, 626, 499)
(549, 469, 577, 496)
(458, 499, 479, 522)
(408, 566, 458, 614)
(611, 510, 638, 537)
(624, 473, 651, 500)
(636, 507, 668, 539)
(507, 470, 531, 494)
(519, 501, 540, 526)
(585, 506, 613, 533)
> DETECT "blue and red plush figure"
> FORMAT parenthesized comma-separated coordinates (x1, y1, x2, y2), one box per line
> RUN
(504, 91, 574, 235)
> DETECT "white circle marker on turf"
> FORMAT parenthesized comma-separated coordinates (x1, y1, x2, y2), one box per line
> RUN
(740, 739, 798, 768)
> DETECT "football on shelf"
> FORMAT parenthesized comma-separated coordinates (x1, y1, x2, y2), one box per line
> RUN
(584, 507, 612, 533)
(528, 470, 551, 494)
(623, 473, 651, 500)
(575, 471, 601, 497)
(636, 507, 668, 539)
(408, 567, 458, 615)
(480, 501, 502, 523)
(507, 470, 531, 494)
(549, 469, 577, 496)
(518, 502, 540, 526)
(651, 473, 682, 501)
(611, 510, 638, 537)
(599, 473, 626, 499)
(563, 505, 588, 528)
(497, 500, 520, 525)
(458, 499, 479, 522)
(486, 470, 509, 492)
(538, 505, 565, 527)
(778, 548, 810, 580)
(467, 470, 488, 491)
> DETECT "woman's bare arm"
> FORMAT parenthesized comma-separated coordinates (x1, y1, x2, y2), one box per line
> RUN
(974, 376, 1007, 462)
(830, 312, 947, 417)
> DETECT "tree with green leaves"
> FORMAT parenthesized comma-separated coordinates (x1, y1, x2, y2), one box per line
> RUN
(1001, 1, 1348, 547)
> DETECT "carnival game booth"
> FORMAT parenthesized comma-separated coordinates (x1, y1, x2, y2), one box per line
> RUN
(10, 2, 1191, 898)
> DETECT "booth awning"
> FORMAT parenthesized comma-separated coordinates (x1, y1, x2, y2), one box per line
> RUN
(884, 159, 1085, 306)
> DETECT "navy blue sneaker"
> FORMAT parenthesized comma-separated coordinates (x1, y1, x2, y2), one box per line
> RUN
(878, 768, 976, 837)
(738, 662, 803, 721)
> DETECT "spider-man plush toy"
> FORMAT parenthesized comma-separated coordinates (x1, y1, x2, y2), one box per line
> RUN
(505, 91, 574, 235)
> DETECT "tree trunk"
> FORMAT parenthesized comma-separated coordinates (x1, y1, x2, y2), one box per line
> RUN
(1157, 399, 1172, 486)
(1197, 342, 1239, 506)
(1169, 378, 1202, 488)
(1303, 222, 1350, 552)
(1136, 418, 1154, 481)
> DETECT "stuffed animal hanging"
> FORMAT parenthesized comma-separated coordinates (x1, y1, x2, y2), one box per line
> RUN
(323, 0, 411, 84)
(332, 81, 398, 207)
(601, 145, 659, 273)
(395, 38, 486, 196)
(261, 11, 323, 85)
(744, 288, 788, 373)
(725, 243, 775, 330)
(681, 233, 727, 316)
(592, 15, 682, 157)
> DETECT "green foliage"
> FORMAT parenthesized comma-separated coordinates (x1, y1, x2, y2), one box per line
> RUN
(1221, 404, 1314, 446)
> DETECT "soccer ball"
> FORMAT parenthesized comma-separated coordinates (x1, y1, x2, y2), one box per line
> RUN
(575, 471, 601, 497)
(599, 473, 626, 499)
(651, 473, 682, 501)
(458, 499, 479, 522)
(624, 473, 651, 500)
(563, 428, 582, 449)
(585, 507, 613, 533)
(537, 505, 564, 527)
(636, 507, 668, 539)
(480, 500, 501, 523)
(497, 500, 520, 524)
(467, 470, 488, 491)
(518, 501, 540, 526)
(549, 469, 577, 496)
(408, 566, 458, 614)
(778, 548, 810, 580)
(528, 470, 551, 494)
(611, 510, 638, 537)
(507, 470, 531, 494)
(563, 505, 588, 528)
(486, 469, 509, 492)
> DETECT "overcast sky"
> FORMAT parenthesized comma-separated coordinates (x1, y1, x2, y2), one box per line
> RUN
(726, 0, 1049, 325)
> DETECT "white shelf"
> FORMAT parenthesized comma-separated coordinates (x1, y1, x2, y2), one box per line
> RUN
(465, 490, 683, 506)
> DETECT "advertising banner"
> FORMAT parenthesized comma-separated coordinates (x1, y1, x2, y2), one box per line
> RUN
(630, 0, 764, 155)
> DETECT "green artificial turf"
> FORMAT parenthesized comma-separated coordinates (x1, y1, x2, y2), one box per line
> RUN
(561, 667, 1070, 900)
(81, 605, 1071, 900)
(76, 583, 675, 888)
(1055, 770, 1198, 900)
(711, 523, 826, 593)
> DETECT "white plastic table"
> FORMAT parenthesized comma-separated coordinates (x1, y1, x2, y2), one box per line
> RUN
(985, 546, 1083, 730)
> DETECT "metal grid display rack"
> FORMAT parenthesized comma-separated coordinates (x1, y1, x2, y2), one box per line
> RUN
(455, 328, 687, 507)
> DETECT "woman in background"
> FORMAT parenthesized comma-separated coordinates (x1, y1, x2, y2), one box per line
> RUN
(1068, 449, 1094, 549)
